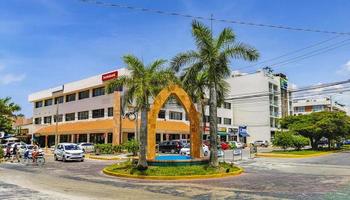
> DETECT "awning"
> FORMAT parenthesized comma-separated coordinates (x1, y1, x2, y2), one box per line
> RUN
(217, 131, 228, 136)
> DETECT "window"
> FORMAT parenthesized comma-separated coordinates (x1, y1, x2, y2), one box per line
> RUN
(158, 110, 166, 119)
(217, 117, 222, 124)
(43, 116, 52, 124)
(54, 96, 64, 104)
(223, 102, 231, 109)
(204, 115, 210, 123)
(53, 114, 63, 122)
(108, 107, 113, 117)
(224, 118, 232, 125)
(92, 87, 105, 97)
(294, 106, 305, 112)
(65, 113, 75, 121)
(78, 111, 89, 120)
(44, 99, 53, 106)
(35, 101, 43, 108)
(92, 109, 104, 118)
(78, 90, 90, 100)
(185, 114, 189, 121)
(66, 94, 76, 102)
(34, 117, 41, 124)
(169, 111, 182, 120)
(313, 105, 323, 112)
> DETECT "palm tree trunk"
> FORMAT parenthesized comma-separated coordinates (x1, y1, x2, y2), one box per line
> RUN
(197, 100, 205, 157)
(137, 106, 148, 169)
(209, 85, 219, 167)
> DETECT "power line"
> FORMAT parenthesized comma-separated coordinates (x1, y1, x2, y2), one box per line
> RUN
(236, 36, 341, 71)
(78, 0, 350, 36)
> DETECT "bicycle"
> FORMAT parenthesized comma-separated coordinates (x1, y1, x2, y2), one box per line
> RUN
(21, 152, 45, 166)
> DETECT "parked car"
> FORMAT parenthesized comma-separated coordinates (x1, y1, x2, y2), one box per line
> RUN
(158, 140, 183, 154)
(78, 143, 95, 153)
(179, 143, 209, 156)
(254, 140, 269, 147)
(343, 140, 350, 145)
(228, 141, 244, 149)
(54, 143, 84, 162)
(220, 142, 230, 150)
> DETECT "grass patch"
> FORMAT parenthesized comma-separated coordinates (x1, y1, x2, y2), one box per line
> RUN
(271, 149, 332, 155)
(105, 161, 240, 176)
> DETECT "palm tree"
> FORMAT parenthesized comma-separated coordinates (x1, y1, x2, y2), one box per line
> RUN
(171, 20, 259, 167)
(108, 55, 175, 169)
(0, 97, 21, 133)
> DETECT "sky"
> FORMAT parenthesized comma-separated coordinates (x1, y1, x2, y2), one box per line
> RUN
(1, 0, 350, 116)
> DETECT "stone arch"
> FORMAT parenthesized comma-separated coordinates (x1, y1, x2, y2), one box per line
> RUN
(147, 85, 201, 160)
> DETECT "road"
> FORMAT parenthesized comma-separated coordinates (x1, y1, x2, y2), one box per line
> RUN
(0, 151, 349, 200)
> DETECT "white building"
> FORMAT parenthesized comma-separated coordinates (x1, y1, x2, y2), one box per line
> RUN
(28, 68, 235, 147)
(225, 70, 293, 144)
(292, 97, 347, 115)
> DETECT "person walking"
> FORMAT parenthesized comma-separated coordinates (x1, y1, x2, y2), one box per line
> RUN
(5, 144, 11, 161)
(11, 143, 20, 163)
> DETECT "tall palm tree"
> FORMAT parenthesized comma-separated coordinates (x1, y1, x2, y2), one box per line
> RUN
(108, 55, 175, 169)
(171, 20, 259, 167)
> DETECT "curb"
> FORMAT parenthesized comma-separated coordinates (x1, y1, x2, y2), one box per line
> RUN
(102, 166, 244, 180)
(256, 152, 333, 158)
(88, 155, 122, 161)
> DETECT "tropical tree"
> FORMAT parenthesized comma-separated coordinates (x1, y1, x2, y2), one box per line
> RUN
(107, 55, 176, 169)
(0, 97, 21, 134)
(171, 20, 259, 167)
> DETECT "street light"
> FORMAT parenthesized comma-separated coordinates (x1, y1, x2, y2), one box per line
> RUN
(52, 86, 64, 146)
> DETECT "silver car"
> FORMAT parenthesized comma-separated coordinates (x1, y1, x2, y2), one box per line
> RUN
(54, 143, 84, 162)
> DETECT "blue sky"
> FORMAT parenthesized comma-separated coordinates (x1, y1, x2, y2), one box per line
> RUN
(1, 0, 350, 116)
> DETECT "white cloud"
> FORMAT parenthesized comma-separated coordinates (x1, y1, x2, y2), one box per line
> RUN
(336, 60, 350, 75)
(0, 73, 26, 85)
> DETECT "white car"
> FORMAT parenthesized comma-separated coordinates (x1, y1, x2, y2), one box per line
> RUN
(78, 143, 94, 153)
(54, 143, 84, 162)
(180, 143, 209, 156)
(19, 145, 44, 158)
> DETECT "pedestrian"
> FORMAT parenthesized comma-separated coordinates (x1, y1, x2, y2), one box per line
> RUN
(12, 143, 20, 163)
(5, 144, 11, 161)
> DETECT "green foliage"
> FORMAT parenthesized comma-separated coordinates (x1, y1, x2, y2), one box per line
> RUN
(0, 147, 4, 159)
(280, 111, 350, 149)
(229, 142, 237, 149)
(273, 131, 295, 150)
(113, 144, 123, 153)
(94, 144, 114, 154)
(105, 161, 240, 176)
(292, 135, 310, 150)
(0, 97, 21, 133)
(123, 139, 139, 156)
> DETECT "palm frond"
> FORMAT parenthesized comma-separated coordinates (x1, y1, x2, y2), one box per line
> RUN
(224, 42, 260, 62)
(170, 50, 200, 72)
(216, 27, 235, 49)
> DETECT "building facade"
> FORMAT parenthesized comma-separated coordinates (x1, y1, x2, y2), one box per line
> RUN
(225, 70, 292, 143)
(292, 97, 347, 115)
(28, 68, 236, 147)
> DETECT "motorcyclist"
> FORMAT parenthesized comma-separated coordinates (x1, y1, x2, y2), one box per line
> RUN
(32, 143, 39, 163)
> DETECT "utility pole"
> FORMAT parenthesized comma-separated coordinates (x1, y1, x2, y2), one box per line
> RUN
(55, 102, 59, 146)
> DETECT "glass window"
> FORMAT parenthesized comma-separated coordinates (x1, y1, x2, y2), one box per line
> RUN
(223, 102, 231, 109)
(34, 117, 41, 124)
(313, 105, 323, 112)
(35, 101, 43, 108)
(65, 113, 75, 121)
(158, 110, 166, 119)
(108, 107, 113, 117)
(78, 111, 89, 120)
(92, 87, 105, 97)
(44, 99, 53, 106)
(53, 114, 63, 122)
(92, 109, 104, 118)
(54, 96, 64, 104)
(169, 111, 182, 120)
(224, 118, 232, 125)
(78, 90, 90, 100)
(66, 94, 76, 102)
(43, 116, 52, 124)
(217, 117, 222, 124)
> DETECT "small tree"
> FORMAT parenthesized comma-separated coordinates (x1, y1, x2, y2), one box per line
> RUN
(292, 135, 309, 150)
(0, 147, 4, 159)
(273, 131, 294, 150)
(123, 139, 140, 156)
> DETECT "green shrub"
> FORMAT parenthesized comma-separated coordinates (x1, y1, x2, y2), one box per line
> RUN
(113, 144, 123, 153)
(273, 131, 294, 150)
(94, 144, 113, 154)
(0, 147, 4, 159)
(123, 139, 139, 156)
(293, 135, 309, 150)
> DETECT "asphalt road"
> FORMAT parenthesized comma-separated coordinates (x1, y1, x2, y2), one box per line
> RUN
(0, 151, 349, 200)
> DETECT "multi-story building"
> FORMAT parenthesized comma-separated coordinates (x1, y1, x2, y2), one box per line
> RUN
(28, 68, 235, 147)
(226, 69, 292, 143)
(292, 97, 347, 115)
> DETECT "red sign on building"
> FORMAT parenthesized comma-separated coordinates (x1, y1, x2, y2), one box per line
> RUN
(102, 71, 118, 81)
